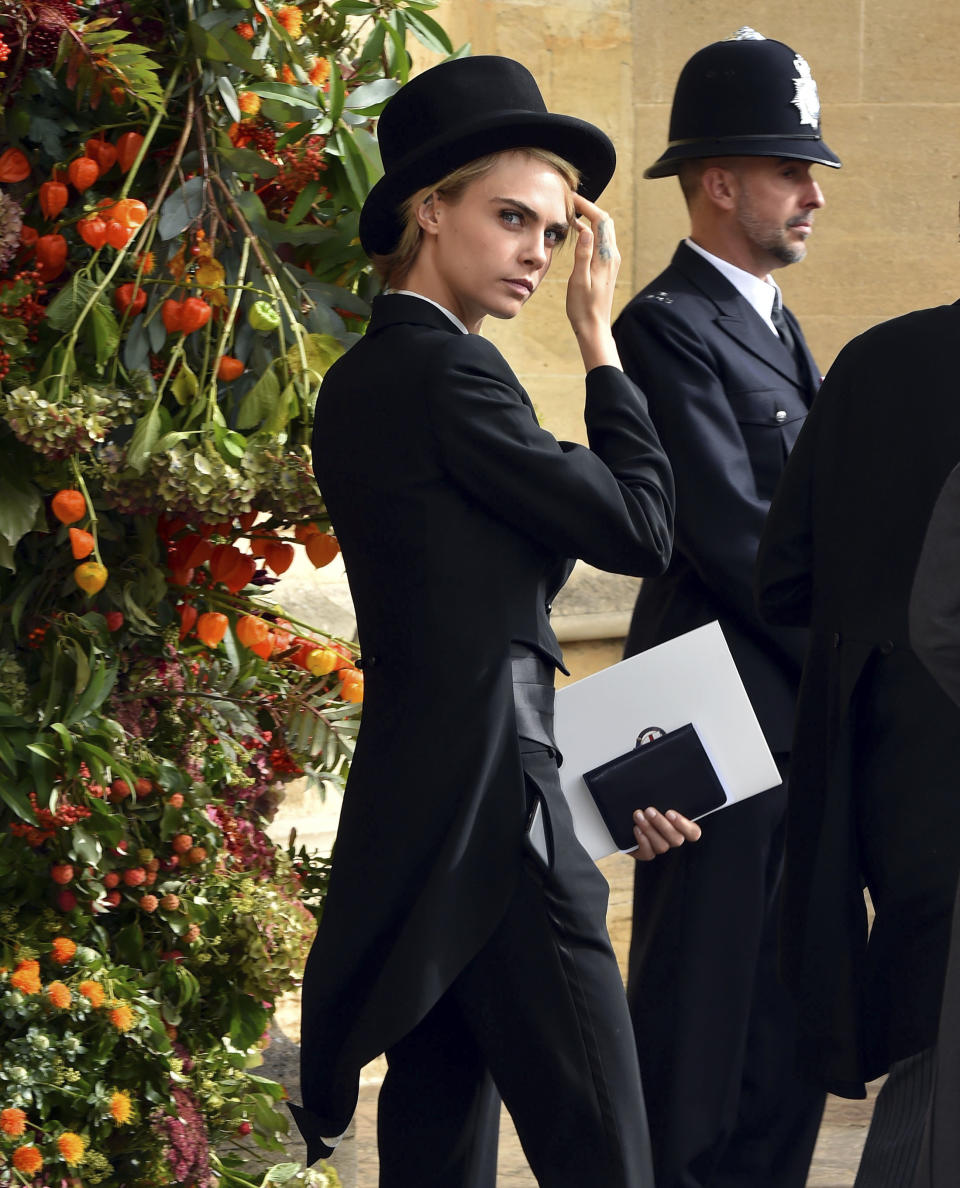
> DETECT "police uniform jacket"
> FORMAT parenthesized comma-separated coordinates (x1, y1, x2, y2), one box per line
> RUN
(756, 302, 960, 1097)
(613, 241, 818, 752)
(291, 294, 674, 1161)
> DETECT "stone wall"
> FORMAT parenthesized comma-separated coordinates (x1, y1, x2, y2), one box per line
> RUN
(436, 0, 960, 445)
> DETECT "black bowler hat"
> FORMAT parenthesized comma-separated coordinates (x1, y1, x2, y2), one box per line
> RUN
(645, 28, 841, 179)
(358, 55, 616, 256)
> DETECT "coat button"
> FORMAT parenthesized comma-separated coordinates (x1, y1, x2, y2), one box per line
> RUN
(775, 410, 787, 423)
(879, 640, 894, 655)
(545, 602, 553, 613)
(356, 655, 378, 669)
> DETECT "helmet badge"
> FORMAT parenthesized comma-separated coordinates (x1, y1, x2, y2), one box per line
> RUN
(791, 54, 821, 129)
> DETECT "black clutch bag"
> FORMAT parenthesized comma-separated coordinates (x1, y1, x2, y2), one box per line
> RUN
(582, 724, 726, 851)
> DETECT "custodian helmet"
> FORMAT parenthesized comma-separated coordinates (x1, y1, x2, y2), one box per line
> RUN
(645, 27, 841, 179)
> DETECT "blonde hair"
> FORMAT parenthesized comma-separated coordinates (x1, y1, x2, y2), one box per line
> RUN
(372, 148, 581, 289)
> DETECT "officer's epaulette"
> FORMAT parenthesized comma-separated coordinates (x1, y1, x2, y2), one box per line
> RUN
(643, 290, 673, 304)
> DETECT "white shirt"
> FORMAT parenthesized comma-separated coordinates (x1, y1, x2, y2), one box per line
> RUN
(392, 289, 469, 335)
(684, 238, 783, 337)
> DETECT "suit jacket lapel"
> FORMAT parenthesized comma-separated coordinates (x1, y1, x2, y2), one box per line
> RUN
(671, 242, 815, 392)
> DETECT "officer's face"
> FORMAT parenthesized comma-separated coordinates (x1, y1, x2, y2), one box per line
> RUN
(730, 157, 825, 270)
(414, 152, 572, 332)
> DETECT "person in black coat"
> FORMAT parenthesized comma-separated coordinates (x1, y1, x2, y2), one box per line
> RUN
(288, 55, 701, 1188)
(756, 301, 960, 1186)
(909, 461, 960, 1188)
(610, 29, 838, 1188)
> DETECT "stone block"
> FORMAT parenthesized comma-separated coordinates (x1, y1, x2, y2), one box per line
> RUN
(863, 0, 960, 103)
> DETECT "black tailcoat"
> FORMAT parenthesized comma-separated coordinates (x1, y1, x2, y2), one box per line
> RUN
(612, 241, 825, 1186)
(757, 301, 960, 1097)
(292, 294, 674, 1161)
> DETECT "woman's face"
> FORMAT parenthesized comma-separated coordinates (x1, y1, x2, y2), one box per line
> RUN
(414, 152, 572, 333)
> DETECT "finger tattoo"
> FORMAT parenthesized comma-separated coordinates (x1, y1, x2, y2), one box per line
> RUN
(596, 219, 612, 260)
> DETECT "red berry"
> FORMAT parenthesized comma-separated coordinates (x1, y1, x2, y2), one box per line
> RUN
(237, 1121, 252, 1136)
(105, 611, 124, 631)
(57, 890, 78, 911)
(103, 871, 120, 889)
(122, 867, 146, 887)
(171, 833, 193, 854)
(167, 793, 184, 809)
(105, 890, 122, 906)
(51, 863, 74, 885)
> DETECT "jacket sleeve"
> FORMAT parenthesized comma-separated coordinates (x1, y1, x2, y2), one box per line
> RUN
(424, 333, 675, 577)
(909, 461, 960, 708)
(613, 298, 806, 666)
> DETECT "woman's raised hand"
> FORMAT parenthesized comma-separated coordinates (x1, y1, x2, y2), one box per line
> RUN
(566, 192, 623, 372)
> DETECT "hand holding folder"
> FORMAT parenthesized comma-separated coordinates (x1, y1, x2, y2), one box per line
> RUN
(554, 622, 781, 860)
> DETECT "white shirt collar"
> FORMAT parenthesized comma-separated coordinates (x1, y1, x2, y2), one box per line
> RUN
(684, 238, 782, 335)
(390, 290, 470, 335)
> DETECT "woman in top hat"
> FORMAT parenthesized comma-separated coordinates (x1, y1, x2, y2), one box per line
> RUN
(289, 54, 699, 1187)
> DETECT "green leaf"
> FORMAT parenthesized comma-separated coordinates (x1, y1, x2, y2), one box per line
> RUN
(0, 782, 34, 820)
(285, 179, 321, 228)
(248, 81, 323, 113)
(404, 8, 453, 54)
(171, 363, 199, 405)
(0, 472, 41, 551)
(218, 146, 278, 178)
(126, 405, 162, 473)
(327, 56, 345, 124)
(344, 77, 399, 112)
(71, 825, 103, 867)
(216, 74, 242, 122)
(89, 298, 121, 369)
(236, 366, 280, 429)
(45, 273, 99, 333)
(263, 381, 292, 436)
(158, 177, 206, 241)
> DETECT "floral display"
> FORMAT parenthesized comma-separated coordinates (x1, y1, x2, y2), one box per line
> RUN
(0, 0, 456, 1183)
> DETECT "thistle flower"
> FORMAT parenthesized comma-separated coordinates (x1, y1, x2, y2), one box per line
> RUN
(11, 1145, 43, 1174)
(0, 1107, 27, 1137)
(108, 1003, 135, 1031)
(110, 1089, 134, 1125)
(51, 936, 77, 964)
(276, 5, 303, 38)
(238, 92, 262, 117)
(47, 980, 72, 1008)
(0, 192, 24, 273)
(10, 959, 41, 995)
(57, 1130, 86, 1164)
(79, 979, 105, 1008)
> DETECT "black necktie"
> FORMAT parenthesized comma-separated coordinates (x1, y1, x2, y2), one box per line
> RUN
(771, 302, 799, 366)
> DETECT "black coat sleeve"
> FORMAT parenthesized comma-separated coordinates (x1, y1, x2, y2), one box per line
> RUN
(909, 461, 960, 708)
(614, 298, 806, 667)
(424, 333, 675, 577)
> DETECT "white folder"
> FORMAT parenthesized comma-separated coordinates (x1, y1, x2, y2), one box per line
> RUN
(554, 621, 781, 860)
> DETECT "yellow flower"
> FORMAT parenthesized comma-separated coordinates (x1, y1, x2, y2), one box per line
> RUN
(51, 937, 77, 964)
(238, 92, 262, 117)
(57, 1130, 86, 1165)
(0, 1107, 27, 1137)
(47, 980, 72, 1009)
(109, 1089, 134, 1125)
(12, 1145, 43, 1174)
(108, 1003, 135, 1031)
(276, 4, 303, 38)
(79, 979, 104, 1008)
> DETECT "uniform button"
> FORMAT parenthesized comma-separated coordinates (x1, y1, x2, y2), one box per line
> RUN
(356, 655, 378, 669)
(545, 602, 553, 613)
(879, 640, 894, 655)
(775, 410, 788, 423)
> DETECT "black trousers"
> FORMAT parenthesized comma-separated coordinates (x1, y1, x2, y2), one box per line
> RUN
(627, 767, 825, 1188)
(377, 742, 654, 1187)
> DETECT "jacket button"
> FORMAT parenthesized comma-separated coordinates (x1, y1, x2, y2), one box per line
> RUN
(545, 602, 553, 614)
(775, 409, 787, 423)
(879, 640, 894, 655)
(356, 655, 378, 669)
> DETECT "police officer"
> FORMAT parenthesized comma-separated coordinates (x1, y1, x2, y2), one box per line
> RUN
(611, 29, 840, 1188)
